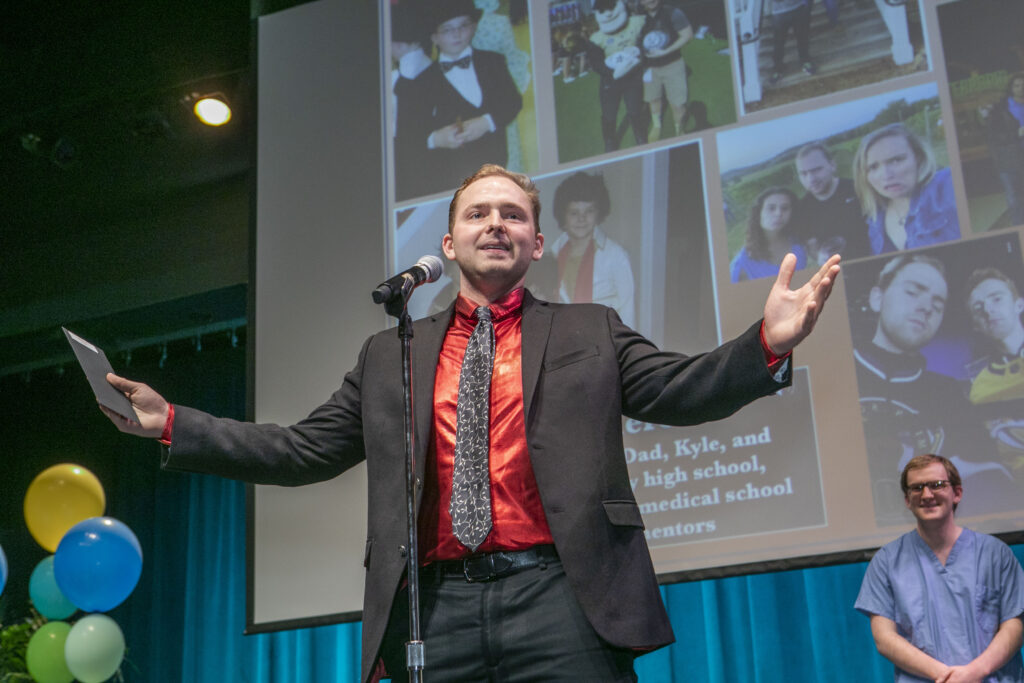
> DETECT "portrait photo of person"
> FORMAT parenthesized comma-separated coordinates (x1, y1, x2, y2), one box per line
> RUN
(852, 122, 961, 255)
(549, 170, 635, 325)
(843, 237, 1024, 526)
(938, 0, 1024, 232)
(729, 186, 807, 283)
(548, 0, 735, 163)
(718, 83, 949, 283)
(534, 157, 652, 334)
(732, 0, 929, 114)
(391, 0, 533, 202)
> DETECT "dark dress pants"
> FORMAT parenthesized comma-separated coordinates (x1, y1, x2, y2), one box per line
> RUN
(771, 2, 812, 70)
(378, 559, 637, 682)
(598, 74, 648, 153)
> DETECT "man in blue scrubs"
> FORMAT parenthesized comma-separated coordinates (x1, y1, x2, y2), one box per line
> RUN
(855, 454, 1024, 682)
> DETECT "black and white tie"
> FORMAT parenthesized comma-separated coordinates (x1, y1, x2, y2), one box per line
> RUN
(450, 306, 495, 551)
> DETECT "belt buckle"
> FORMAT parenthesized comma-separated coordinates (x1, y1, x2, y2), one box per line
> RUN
(462, 552, 514, 582)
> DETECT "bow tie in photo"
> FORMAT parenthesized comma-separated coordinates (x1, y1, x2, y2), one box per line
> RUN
(440, 55, 472, 72)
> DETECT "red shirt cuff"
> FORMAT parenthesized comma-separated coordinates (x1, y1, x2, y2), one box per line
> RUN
(759, 321, 790, 374)
(158, 404, 174, 445)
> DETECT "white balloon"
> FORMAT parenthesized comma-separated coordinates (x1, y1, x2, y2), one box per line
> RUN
(64, 614, 126, 683)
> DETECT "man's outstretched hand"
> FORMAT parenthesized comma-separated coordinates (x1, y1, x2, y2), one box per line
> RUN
(763, 253, 841, 356)
(100, 373, 169, 438)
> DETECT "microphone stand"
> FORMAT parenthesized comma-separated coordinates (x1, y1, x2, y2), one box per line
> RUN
(378, 278, 425, 683)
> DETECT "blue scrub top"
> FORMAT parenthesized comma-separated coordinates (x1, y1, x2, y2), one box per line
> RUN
(855, 528, 1024, 682)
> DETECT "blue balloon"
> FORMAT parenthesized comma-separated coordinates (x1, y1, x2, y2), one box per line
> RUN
(0, 544, 7, 597)
(30, 556, 77, 620)
(54, 517, 142, 613)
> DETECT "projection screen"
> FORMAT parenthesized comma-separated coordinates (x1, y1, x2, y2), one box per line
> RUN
(251, 0, 1024, 631)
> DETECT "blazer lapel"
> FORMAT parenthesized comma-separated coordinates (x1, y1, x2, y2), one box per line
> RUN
(520, 290, 552, 425)
(412, 304, 452, 479)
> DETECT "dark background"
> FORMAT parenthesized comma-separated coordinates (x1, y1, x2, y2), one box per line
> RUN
(1, 0, 280, 674)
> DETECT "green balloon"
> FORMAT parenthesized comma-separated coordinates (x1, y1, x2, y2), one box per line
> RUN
(26, 621, 74, 683)
(64, 614, 126, 683)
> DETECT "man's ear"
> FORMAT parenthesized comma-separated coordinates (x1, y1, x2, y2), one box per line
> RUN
(442, 233, 456, 260)
(869, 286, 883, 314)
(532, 232, 545, 261)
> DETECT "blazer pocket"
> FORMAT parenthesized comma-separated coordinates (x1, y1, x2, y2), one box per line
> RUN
(603, 500, 645, 529)
(543, 345, 599, 372)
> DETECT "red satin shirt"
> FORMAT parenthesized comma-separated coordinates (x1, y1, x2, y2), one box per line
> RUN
(419, 287, 554, 562)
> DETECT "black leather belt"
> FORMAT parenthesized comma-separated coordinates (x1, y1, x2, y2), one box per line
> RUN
(422, 545, 559, 583)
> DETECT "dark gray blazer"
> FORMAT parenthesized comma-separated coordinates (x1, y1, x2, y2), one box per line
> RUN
(163, 291, 789, 682)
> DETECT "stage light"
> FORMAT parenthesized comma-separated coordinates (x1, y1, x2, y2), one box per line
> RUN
(192, 94, 232, 126)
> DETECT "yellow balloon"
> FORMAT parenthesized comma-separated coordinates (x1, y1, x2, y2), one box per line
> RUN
(24, 464, 106, 552)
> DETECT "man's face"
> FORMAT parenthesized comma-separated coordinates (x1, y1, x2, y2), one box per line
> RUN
(432, 15, 477, 57)
(904, 462, 961, 525)
(563, 201, 600, 241)
(640, 0, 662, 14)
(442, 176, 544, 301)
(968, 278, 1024, 344)
(759, 193, 792, 233)
(865, 134, 919, 201)
(795, 150, 837, 200)
(870, 262, 947, 353)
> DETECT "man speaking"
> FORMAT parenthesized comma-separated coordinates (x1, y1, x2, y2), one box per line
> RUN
(101, 164, 840, 682)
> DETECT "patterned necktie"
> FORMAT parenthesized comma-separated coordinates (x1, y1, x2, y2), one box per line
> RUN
(440, 55, 472, 73)
(450, 306, 495, 551)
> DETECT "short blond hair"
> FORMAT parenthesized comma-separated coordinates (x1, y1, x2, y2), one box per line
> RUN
(448, 164, 542, 234)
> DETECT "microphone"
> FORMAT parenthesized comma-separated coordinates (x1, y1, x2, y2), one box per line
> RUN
(372, 254, 444, 304)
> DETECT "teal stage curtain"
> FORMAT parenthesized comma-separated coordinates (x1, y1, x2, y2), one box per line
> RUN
(166, 470, 1024, 682)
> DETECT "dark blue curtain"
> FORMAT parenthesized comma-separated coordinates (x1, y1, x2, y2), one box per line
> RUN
(2, 329, 1022, 682)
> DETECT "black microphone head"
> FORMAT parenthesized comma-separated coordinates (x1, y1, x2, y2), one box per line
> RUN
(416, 255, 444, 282)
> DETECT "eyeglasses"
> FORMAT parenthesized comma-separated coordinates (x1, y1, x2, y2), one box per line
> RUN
(906, 480, 951, 494)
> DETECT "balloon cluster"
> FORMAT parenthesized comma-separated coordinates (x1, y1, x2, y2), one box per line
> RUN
(8, 463, 143, 683)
